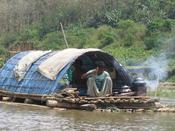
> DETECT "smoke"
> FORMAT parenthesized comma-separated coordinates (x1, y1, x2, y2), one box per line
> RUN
(142, 53, 168, 91)
(139, 38, 175, 91)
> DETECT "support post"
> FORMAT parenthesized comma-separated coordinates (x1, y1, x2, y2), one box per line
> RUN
(60, 22, 69, 48)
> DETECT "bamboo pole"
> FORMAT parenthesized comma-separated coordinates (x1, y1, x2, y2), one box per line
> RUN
(154, 73, 160, 97)
(60, 22, 69, 48)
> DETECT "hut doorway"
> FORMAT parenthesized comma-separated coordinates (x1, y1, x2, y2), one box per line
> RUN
(67, 52, 118, 96)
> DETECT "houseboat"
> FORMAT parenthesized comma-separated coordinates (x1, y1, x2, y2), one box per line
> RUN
(0, 48, 158, 111)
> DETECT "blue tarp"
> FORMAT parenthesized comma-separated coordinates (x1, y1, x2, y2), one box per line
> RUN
(0, 51, 71, 94)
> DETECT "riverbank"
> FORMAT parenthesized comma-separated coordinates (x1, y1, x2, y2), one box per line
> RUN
(147, 82, 175, 98)
(159, 82, 175, 89)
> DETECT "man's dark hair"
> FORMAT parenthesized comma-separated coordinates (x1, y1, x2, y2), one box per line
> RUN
(95, 61, 106, 68)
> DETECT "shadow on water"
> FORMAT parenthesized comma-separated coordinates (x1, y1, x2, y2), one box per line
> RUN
(0, 103, 175, 131)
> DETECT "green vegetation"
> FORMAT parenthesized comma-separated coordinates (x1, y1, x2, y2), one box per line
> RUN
(0, 0, 175, 81)
(148, 88, 175, 98)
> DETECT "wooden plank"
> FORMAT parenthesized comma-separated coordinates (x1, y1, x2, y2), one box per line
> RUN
(0, 89, 48, 100)
(82, 96, 150, 100)
(0, 101, 49, 109)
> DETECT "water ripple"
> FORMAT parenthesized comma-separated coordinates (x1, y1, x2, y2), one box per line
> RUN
(0, 103, 175, 131)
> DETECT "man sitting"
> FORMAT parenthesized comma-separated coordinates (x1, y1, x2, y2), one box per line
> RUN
(81, 61, 112, 97)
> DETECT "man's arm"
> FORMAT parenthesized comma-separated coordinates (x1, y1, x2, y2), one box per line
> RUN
(81, 69, 96, 79)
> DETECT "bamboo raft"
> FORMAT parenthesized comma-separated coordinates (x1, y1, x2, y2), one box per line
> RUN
(0, 88, 175, 112)
(44, 88, 159, 111)
(0, 88, 159, 111)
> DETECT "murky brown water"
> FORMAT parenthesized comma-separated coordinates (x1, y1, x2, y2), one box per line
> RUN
(0, 100, 175, 131)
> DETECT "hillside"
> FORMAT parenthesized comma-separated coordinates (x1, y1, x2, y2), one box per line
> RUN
(0, 0, 175, 81)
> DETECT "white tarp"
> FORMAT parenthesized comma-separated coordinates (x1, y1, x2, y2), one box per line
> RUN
(14, 50, 51, 81)
(38, 48, 101, 80)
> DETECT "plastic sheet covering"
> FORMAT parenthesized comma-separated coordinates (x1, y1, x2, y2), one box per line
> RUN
(0, 48, 132, 95)
(38, 48, 100, 80)
(0, 51, 60, 94)
(14, 50, 51, 81)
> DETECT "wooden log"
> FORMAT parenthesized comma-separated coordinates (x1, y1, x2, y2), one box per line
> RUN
(79, 99, 87, 104)
(46, 100, 58, 107)
(0, 101, 50, 109)
(2, 97, 11, 101)
(80, 104, 97, 111)
(61, 98, 76, 103)
(56, 102, 81, 109)
(54, 101, 97, 111)
(145, 98, 159, 103)
(156, 107, 175, 112)
(135, 109, 145, 112)
(59, 88, 77, 92)
(119, 92, 135, 96)
(83, 96, 150, 101)
(24, 99, 33, 104)
(53, 107, 67, 111)
(0, 89, 46, 100)
(155, 102, 164, 108)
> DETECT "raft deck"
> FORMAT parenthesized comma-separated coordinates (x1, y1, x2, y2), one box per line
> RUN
(0, 89, 159, 111)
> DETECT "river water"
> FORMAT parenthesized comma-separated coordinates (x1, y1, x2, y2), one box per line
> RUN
(0, 102, 175, 131)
